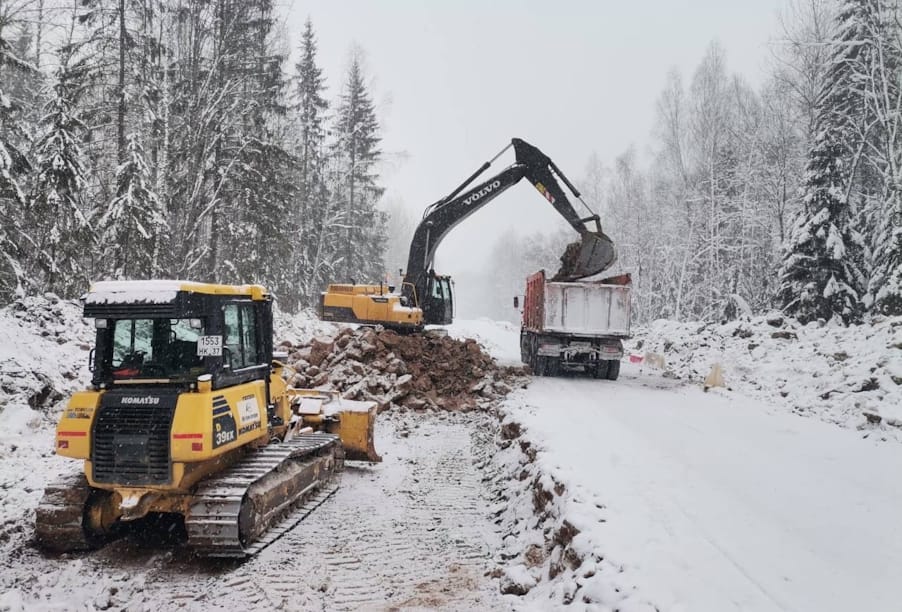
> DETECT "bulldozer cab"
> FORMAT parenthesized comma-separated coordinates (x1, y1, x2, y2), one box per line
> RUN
(85, 281, 273, 391)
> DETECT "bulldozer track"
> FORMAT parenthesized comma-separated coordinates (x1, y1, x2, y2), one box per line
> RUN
(34, 472, 97, 552)
(186, 432, 341, 558)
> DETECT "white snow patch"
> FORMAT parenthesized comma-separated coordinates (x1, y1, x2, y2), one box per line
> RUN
(633, 315, 902, 440)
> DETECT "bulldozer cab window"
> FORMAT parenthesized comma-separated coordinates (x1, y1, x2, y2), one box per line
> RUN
(111, 318, 204, 380)
(223, 304, 261, 370)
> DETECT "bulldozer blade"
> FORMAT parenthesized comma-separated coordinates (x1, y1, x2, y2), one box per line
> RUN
(553, 231, 617, 281)
(333, 405, 382, 463)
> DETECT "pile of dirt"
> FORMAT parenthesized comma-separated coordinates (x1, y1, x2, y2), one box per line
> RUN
(279, 327, 527, 412)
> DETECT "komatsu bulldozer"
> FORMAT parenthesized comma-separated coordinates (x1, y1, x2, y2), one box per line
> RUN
(320, 138, 617, 331)
(35, 280, 380, 558)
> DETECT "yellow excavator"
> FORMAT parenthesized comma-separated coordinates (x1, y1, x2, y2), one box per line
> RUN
(320, 138, 617, 331)
(35, 280, 379, 558)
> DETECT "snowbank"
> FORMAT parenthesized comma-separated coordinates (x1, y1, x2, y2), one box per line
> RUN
(0, 295, 95, 553)
(486, 408, 655, 611)
(630, 314, 902, 441)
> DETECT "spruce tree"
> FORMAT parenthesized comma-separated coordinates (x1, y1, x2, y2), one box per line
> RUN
(777, 0, 871, 324)
(28, 57, 93, 297)
(332, 53, 386, 283)
(292, 18, 331, 307)
(101, 133, 166, 278)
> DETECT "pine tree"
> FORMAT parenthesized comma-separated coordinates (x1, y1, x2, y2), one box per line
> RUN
(332, 52, 386, 283)
(204, 0, 294, 294)
(777, 0, 872, 325)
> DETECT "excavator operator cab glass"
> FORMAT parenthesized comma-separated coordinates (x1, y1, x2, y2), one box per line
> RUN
(440, 277, 453, 317)
(108, 318, 206, 381)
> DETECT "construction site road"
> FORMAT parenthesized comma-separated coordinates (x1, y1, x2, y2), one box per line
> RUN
(1, 412, 510, 611)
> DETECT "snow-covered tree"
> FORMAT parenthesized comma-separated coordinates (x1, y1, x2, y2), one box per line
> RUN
(291, 17, 333, 308)
(331, 51, 386, 283)
(858, 0, 902, 315)
(101, 133, 165, 278)
(777, 0, 878, 325)
(28, 57, 93, 297)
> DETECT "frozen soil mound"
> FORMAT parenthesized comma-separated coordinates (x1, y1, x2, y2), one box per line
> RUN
(631, 314, 902, 441)
(280, 326, 529, 412)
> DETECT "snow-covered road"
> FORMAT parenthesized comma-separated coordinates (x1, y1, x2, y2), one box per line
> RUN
(509, 367, 902, 612)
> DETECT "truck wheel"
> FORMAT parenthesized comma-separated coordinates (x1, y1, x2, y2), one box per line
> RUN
(546, 358, 560, 377)
(606, 359, 620, 381)
(593, 361, 610, 379)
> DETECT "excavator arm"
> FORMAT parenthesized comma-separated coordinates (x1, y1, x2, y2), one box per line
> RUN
(403, 138, 616, 324)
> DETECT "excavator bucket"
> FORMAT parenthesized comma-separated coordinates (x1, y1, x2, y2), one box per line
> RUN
(552, 231, 617, 281)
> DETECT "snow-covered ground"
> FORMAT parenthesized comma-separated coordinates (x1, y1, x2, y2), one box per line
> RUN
(3, 299, 900, 611)
(633, 315, 902, 439)
(449, 318, 902, 611)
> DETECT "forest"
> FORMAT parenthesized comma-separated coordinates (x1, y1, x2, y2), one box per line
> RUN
(0, 0, 386, 312)
(478, 0, 902, 326)
(1, 0, 901, 326)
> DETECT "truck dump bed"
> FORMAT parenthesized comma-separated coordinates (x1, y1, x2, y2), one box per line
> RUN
(523, 270, 631, 337)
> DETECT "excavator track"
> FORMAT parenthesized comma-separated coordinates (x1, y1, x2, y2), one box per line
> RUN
(34, 473, 97, 552)
(186, 432, 342, 558)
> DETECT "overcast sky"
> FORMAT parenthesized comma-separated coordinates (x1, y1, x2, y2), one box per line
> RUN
(284, 0, 786, 277)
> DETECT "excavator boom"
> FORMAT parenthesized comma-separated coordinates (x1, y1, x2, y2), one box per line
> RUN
(402, 138, 616, 322)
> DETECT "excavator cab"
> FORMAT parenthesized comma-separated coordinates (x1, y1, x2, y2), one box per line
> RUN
(423, 273, 453, 326)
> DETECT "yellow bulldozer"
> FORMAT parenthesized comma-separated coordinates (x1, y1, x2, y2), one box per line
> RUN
(35, 280, 379, 558)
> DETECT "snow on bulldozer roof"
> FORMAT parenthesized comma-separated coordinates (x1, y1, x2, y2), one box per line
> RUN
(85, 280, 268, 304)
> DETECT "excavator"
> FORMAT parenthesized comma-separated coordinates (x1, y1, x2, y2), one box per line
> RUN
(35, 280, 380, 558)
(320, 138, 617, 331)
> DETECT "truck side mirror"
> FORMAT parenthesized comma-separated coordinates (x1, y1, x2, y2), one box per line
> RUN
(513, 296, 519, 309)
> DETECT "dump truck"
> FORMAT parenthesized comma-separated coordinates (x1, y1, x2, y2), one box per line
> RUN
(35, 280, 380, 558)
(517, 270, 632, 379)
